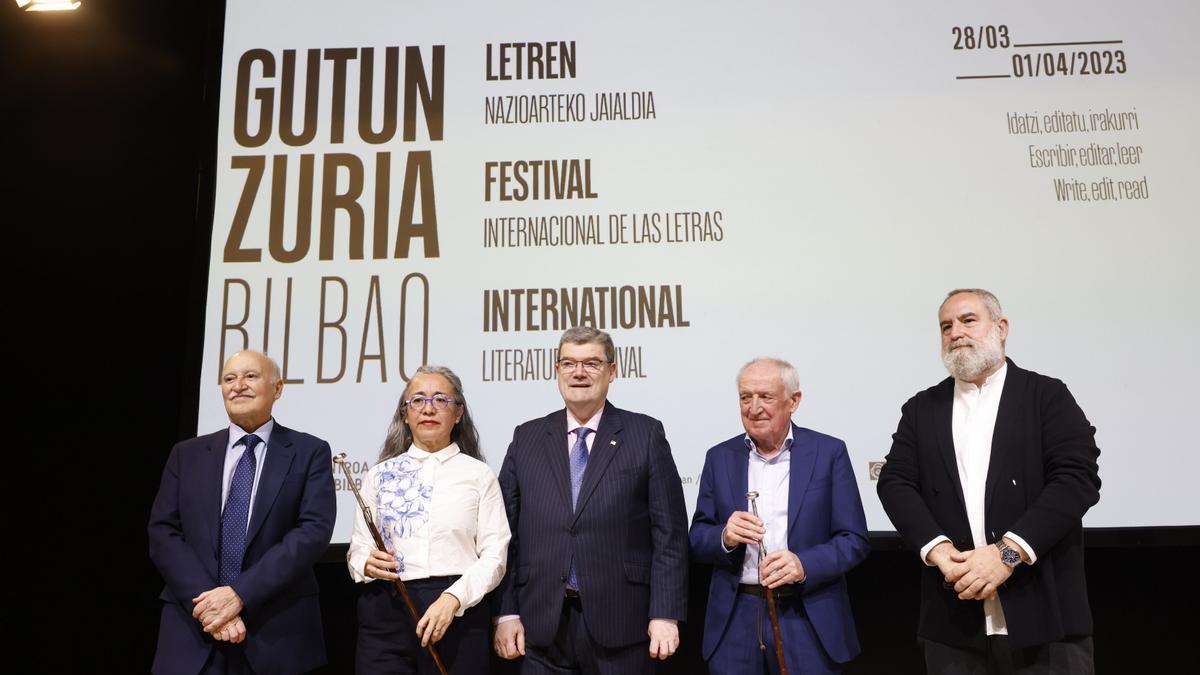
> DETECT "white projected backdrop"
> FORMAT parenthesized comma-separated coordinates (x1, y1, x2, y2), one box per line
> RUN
(199, 0, 1200, 542)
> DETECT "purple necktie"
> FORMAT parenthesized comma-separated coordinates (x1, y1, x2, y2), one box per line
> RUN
(218, 434, 260, 586)
(567, 427, 591, 590)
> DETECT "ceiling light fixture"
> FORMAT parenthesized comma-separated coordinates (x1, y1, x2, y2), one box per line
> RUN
(16, 0, 82, 11)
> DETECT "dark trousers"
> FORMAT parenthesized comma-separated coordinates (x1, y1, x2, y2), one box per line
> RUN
(200, 643, 253, 675)
(707, 590, 841, 675)
(923, 635, 1095, 675)
(357, 576, 490, 675)
(522, 595, 655, 675)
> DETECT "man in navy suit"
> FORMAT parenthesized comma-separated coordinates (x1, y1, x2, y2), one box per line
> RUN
(493, 327, 689, 674)
(149, 350, 335, 675)
(690, 357, 869, 674)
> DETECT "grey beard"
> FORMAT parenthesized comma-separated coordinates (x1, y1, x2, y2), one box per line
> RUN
(942, 335, 1004, 382)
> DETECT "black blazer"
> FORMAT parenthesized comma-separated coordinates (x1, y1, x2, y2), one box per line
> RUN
(496, 401, 689, 648)
(877, 359, 1101, 650)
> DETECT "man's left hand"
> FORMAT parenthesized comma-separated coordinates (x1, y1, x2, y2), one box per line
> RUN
(949, 545, 1013, 600)
(192, 586, 245, 632)
(212, 615, 247, 644)
(759, 550, 806, 589)
(647, 619, 679, 660)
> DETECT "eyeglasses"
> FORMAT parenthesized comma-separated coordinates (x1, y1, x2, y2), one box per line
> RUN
(404, 394, 459, 410)
(556, 359, 608, 374)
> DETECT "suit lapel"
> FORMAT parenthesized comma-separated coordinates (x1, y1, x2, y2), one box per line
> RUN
(573, 402, 621, 523)
(934, 380, 969, 515)
(543, 409, 574, 515)
(246, 423, 297, 547)
(985, 360, 1023, 515)
(725, 439, 749, 567)
(786, 426, 818, 538)
(203, 429, 231, 558)
(731, 438, 749, 511)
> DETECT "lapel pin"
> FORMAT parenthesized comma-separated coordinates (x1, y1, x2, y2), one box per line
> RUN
(610, 440, 616, 446)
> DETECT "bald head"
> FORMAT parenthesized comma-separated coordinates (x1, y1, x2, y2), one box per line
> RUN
(221, 350, 283, 432)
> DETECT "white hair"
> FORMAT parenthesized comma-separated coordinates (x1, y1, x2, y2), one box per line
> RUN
(941, 288, 1004, 321)
(737, 357, 801, 395)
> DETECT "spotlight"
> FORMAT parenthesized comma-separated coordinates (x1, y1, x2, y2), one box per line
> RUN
(16, 0, 81, 10)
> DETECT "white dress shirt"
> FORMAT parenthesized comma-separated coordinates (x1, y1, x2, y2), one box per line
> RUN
(221, 419, 274, 525)
(347, 443, 511, 616)
(919, 362, 1037, 636)
(737, 430, 794, 584)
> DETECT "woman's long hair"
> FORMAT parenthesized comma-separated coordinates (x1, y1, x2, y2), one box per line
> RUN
(378, 365, 483, 462)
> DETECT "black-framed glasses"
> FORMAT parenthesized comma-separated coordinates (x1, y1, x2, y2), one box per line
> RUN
(404, 394, 459, 410)
(556, 359, 608, 374)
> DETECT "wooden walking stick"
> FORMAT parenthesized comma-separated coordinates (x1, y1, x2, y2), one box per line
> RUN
(747, 491, 788, 675)
(335, 453, 448, 675)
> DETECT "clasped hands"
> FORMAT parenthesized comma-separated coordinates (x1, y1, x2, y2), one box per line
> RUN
(493, 617, 680, 661)
(928, 540, 1018, 601)
(723, 511, 806, 588)
(192, 586, 246, 644)
(365, 548, 460, 647)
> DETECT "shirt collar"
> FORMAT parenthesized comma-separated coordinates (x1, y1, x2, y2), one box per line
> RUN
(954, 360, 1009, 394)
(406, 442, 461, 463)
(567, 407, 603, 435)
(743, 425, 794, 460)
(228, 418, 274, 449)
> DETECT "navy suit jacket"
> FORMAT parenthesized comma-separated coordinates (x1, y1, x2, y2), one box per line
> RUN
(496, 401, 689, 649)
(690, 424, 869, 664)
(148, 423, 336, 675)
(877, 359, 1101, 650)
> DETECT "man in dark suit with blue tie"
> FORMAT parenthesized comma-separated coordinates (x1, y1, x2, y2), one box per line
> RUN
(493, 327, 690, 674)
(149, 350, 336, 675)
(690, 357, 870, 674)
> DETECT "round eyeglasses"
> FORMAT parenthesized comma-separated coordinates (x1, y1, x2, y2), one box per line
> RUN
(404, 394, 460, 410)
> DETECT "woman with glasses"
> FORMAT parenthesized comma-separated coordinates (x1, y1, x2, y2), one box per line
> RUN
(348, 365, 511, 674)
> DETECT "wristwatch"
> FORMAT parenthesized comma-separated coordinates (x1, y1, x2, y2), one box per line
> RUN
(995, 540, 1023, 567)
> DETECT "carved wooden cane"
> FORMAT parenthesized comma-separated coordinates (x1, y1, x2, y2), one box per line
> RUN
(335, 453, 448, 675)
(747, 491, 787, 675)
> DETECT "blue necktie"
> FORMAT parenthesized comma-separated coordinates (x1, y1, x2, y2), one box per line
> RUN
(218, 434, 260, 586)
(567, 427, 591, 590)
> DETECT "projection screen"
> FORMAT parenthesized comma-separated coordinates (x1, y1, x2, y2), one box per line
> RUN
(197, 0, 1200, 541)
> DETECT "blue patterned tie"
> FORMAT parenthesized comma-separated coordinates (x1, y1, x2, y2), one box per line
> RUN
(567, 427, 591, 590)
(218, 434, 260, 586)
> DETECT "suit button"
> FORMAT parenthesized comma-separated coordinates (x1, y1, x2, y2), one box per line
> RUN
(560, 576, 567, 583)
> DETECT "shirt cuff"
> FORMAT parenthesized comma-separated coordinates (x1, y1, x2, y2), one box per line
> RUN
(920, 535, 951, 566)
(650, 618, 678, 625)
(1004, 531, 1037, 564)
(346, 548, 375, 584)
(494, 614, 520, 625)
(720, 526, 737, 553)
(442, 587, 468, 618)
